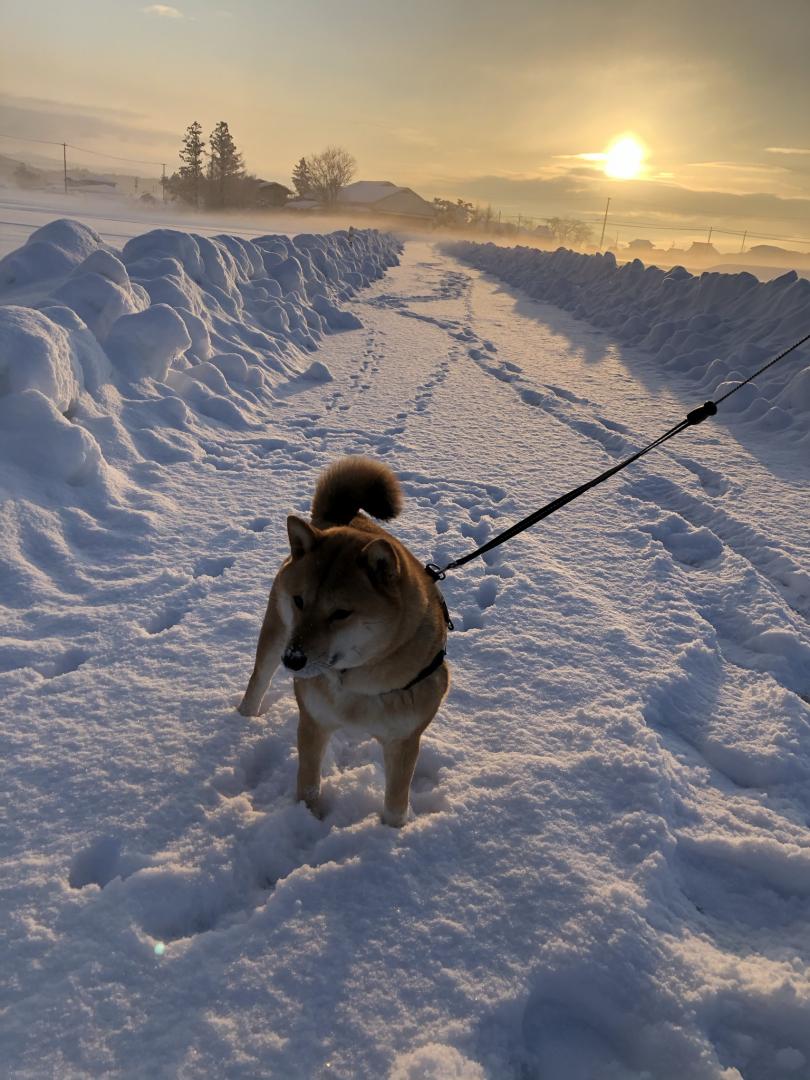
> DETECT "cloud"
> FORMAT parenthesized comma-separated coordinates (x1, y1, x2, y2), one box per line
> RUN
(687, 160, 788, 175)
(0, 93, 178, 159)
(392, 127, 438, 149)
(765, 147, 810, 156)
(142, 4, 184, 18)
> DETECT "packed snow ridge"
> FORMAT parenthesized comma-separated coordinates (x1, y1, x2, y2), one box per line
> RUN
(0, 220, 401, 495)
(446, 242, 810, 438)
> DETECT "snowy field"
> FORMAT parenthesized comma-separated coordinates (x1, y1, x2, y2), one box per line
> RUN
(0, 189, 364, 260)
(1, 214, 809, 1080)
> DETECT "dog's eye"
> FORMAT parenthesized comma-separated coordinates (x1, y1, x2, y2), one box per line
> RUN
(329, 609, 352, 622)
(293, 595, 304, 610)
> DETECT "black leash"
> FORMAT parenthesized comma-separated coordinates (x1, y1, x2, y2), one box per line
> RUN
(426, 329, 810, 589)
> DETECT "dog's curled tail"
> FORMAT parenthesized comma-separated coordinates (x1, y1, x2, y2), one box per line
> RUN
(311, 457, 403, 525)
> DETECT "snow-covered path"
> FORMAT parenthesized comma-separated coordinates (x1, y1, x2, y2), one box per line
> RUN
(3, 236, 810, 1079)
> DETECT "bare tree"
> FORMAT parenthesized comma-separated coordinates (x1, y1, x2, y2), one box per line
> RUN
(308, 146, 357, 208)
(545, 217, 593, 249)
(432, 198, 475, 228)
(13, 161, 43, 190)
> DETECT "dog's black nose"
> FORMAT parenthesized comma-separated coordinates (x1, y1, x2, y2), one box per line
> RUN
(283, 650, 307, 671)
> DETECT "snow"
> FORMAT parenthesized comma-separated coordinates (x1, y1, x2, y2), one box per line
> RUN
(445, 241, 810, 441)
(0, 190, 305, 261)
(1, 222, 809, 1079)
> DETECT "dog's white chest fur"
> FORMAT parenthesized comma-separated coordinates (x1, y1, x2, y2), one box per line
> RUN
(297, 677, 422, 742)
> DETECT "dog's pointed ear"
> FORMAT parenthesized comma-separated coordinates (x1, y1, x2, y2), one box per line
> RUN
(359, 538, 400, 586)
(287, 515, 318, 559)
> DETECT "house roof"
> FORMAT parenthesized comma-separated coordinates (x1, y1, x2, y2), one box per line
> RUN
(337, 181, 401, 205)
(257, 181, 293, 193)
(335, 180, 436, 219)
(287, 180, 435, 218)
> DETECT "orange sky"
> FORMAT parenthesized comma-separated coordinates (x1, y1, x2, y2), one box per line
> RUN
(2, 0, 809, 241)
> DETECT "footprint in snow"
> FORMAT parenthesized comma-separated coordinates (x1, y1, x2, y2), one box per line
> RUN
(476, 577, 499, 610)
(37, 647, 89, 679)
(245, 516, 272, 533)
(642, 515, 724, 569)
(193, 555, 235, 579)
(145, 604, 189, 635)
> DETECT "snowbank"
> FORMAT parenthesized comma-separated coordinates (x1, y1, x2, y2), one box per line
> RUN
(0, 220, 401, 501)
(446, 242, 810, 434)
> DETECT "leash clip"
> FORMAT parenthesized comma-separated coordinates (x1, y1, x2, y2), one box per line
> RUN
(425, 564, 454, 630)
(686, 400, 718, 426)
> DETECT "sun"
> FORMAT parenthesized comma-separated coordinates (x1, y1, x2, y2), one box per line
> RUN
(604, 135, 646, 180)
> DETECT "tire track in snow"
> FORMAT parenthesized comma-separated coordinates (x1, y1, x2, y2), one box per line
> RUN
(445, 329, 810, 986)
(379, 257, 810, 958)
(407, 307, 810, 694)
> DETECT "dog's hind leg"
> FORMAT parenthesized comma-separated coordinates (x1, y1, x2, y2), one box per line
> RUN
(237, 591, 285, 716)
(380, 731, 422, 828)
(295, 701, 331, 817)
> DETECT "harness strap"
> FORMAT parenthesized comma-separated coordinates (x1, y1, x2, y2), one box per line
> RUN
(399, 649, 447, 691)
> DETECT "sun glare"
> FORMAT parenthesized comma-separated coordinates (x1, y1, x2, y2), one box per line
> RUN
(604, 136, 646, 180)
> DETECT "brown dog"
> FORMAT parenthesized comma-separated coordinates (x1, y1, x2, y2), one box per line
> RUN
(238, 457, 450, 826)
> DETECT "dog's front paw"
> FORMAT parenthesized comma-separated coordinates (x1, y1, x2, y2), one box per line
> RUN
(297, 787, 325, 819)
(381, 807, 408, 828)
(236, 694, 260, 717)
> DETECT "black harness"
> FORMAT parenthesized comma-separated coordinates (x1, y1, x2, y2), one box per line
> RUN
(393, 582, 452, 692)
(399, 648, 447, 692)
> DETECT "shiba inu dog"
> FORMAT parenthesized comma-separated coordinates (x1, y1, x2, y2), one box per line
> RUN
(238, 457, 450, 826)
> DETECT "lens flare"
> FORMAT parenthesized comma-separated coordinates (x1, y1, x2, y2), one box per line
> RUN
(604, 136, 646, 180)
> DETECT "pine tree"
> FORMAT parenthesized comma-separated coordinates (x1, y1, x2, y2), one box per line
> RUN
(207, 121, 244, 209)
(177, 121, 206, 207)
(291, 157, 312, 197)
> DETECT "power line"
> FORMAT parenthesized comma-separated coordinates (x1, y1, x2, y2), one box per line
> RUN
(0, 132, 67, 150)
(0, 132, 165, 168)
(579, 214, 810, 247)
(492, 210, 810, 248)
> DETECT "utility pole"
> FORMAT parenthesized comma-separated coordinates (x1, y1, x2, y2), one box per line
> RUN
(162, 163, 167, 202)
(707, 225, 713, 245)
(740, 230, 747, 254)
(599, 196, 611, 250)
(63, 143, 68, 194)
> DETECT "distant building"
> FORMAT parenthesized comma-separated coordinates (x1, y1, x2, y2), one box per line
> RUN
(336, 180, 435, 221)
(287, 180, 435, 222)
(255, 181, 294, 208)
(285, 196, 321, 212)
(686, 241, 719, 259)
(66, 177, 116, 191)
(627, 238, 655, 251)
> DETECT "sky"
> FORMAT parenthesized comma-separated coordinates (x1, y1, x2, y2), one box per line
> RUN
(2, 0, 810, 245)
